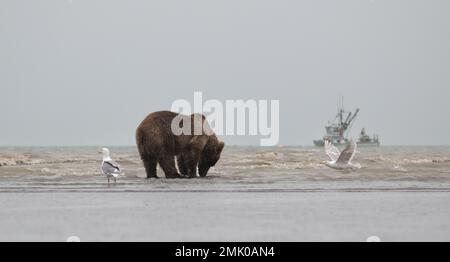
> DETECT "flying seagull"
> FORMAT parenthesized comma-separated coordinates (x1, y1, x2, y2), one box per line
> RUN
(323, 140, 361, 170)
(99, 147, 122, 185)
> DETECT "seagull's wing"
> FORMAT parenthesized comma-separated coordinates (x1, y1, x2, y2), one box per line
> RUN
(336, 141, 357, 164)
(325, 140, 340, 162)
(102, 160, 122, 174)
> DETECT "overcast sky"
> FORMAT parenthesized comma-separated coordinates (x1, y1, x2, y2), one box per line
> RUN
(1, 0, 449, 146)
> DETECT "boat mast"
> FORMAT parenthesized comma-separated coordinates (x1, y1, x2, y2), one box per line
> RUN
(338, 96, 359, 138)
(343, 108, 359, 129)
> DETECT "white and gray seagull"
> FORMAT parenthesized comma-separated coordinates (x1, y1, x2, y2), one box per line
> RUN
(99, 147, 122, 185)
(323, 140, 361, 170)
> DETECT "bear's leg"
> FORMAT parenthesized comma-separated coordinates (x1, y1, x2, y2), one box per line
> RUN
(183, 150, 201, 178)
(143, 157, 157, 178)
(158, 153, 182, 178)
(177, 154, 188, 176)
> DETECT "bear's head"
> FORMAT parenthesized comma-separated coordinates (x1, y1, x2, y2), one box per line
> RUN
(198, 136, 225, 177)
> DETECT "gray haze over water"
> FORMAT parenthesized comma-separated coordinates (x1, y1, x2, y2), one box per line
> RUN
(1, 0, 449, 146)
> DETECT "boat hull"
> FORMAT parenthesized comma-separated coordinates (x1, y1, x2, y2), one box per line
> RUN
(313, 139, 380, 147)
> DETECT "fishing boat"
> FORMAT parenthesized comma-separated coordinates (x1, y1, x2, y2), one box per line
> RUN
(313, 102, 380, 147)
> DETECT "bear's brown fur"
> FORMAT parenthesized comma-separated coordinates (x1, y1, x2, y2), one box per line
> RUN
(136, 111, 224, 178)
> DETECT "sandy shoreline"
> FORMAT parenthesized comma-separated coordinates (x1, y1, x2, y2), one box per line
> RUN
(0, 191, 449, 241)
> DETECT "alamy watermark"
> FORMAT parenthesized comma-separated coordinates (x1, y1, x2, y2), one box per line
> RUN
(66, 235, 81, 242)
(171, 92, 280, 146)
(366, 235, 381, 242)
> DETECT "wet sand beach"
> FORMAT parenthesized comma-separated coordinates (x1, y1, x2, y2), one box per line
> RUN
(0, 191, 449, 241)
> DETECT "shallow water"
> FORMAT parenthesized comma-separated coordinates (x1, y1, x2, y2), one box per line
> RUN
(1, 146, 450, 192)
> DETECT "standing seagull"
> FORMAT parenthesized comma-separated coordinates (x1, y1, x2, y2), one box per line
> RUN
(99, 147, 122, 185)
(323, 140, 361, 170)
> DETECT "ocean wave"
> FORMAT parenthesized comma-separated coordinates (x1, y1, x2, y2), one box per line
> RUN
(0, 157, 88, 167)
(2, 147, 450, 187)
(364, 155, 450, 165)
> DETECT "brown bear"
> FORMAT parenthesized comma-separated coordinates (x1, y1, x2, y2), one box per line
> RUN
(136, 111, 224, 178)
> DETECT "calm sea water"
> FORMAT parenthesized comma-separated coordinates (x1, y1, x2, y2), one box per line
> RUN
(1, 146, 450, 192)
